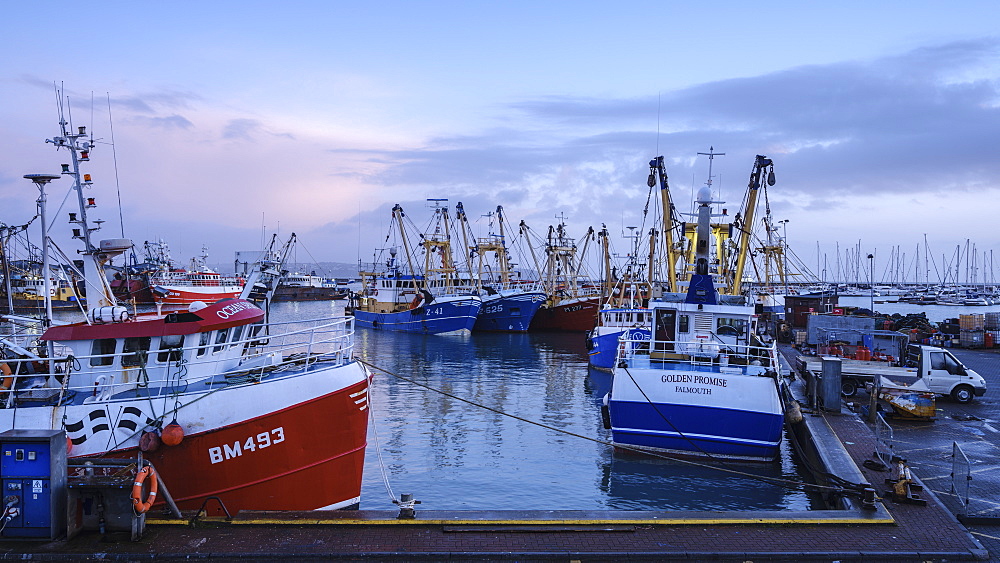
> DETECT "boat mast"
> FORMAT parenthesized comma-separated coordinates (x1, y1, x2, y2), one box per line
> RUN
(730, 154, 775, 296)
(46, 95, 119, 312)
(647, 157, 678, 293)
(420, 199, 455, 293)
(392, 204, 421, 291)
(0, 225, 15, 314)
(454, 202, 480, 291)
(598, 225, 612, 301)
(518, 220, 543, 289)
(495, 206, 511, 285)
(574, 226, 595, 295)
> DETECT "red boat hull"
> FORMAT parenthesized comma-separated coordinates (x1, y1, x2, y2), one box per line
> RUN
(529, 296, 601, 332)
(106, 377, 369, 515)
(110, 279, 155, 304)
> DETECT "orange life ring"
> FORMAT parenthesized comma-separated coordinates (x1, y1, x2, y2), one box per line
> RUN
(410, 293, 423, 309)
(131, 466, 159, 513)
(0, 363, 12, 392)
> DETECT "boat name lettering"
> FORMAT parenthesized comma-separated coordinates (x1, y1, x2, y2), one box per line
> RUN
(693, 375, 727, 387)
(208, 427, 285, 464)
(661, 374, 692, 383)
(564, 305, 583, 312)
(676, 386, 712, 395)
(216, 301, 255, 319)
(661, 374, 727, 387)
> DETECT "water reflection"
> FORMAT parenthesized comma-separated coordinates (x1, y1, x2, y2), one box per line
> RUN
(598, 432, 817, 511)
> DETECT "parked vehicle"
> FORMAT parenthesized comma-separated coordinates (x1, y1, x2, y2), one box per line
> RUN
(797, 344, 987, 403)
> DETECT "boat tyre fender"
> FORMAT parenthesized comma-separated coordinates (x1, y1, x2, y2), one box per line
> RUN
(131, 466, 158, 514)
(600, 403, 612, 429)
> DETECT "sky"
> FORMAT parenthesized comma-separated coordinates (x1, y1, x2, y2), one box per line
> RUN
(2, 2, 999, 283)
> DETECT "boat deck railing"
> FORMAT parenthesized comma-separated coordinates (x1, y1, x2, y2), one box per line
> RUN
(150, 276, 244, 288)
(615, 334, 779, 377)
(0, 315, 356, 407)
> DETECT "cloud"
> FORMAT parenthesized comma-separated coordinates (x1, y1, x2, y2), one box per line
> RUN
(221, 118, 295, 141)
(222, 118, 263, 140)
(6, 37, 999, 269)
(356, 37, 1000, 210)
(134, 114, 194, 129)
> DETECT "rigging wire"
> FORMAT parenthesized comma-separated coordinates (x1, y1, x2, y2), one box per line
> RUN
(106, 93, 127, 238)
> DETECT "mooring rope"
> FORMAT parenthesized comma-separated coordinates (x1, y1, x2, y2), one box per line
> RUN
(364, 365, 400, 504)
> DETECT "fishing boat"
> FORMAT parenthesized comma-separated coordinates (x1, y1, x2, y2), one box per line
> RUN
(602, 153, 785, 461)
(587, 225, 658, 372)
(519, 220, 603, 332)
(454, 203, 545, 332)
(1, 104, 370, 515)
(148, 244, 244, 306)
(2, 268, 83, 312)
(273, 272, 346, 302)
(350, 201, 481, 334)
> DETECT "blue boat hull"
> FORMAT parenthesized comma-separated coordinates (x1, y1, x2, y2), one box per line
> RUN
(353, 297, 481, 335)
(588, 328, 650, 372)
(473, 292, 546, 332)
(607, 399, 783, 460)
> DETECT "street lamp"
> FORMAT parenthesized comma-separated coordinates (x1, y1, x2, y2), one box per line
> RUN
(867, 253, 875, 313)
(24, 174, 61, 325)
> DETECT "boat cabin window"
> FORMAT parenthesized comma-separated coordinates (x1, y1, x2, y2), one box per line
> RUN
(230, 325, 245, 348)
(157, 335, 185, 363)
(122, 337, 151, 367)
(213, 328, 230, 353)
(90, 338, 117, 366)
(716, 317, 747, 337)
(678, 315, 689, 334)
(196, 331, 210, 358)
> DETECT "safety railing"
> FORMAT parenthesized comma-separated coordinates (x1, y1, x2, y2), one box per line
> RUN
(615, 334, 779, 375)
(873, 412, 895, 467)
(0, 315, 355, 407)
(951, 441, 971, 517)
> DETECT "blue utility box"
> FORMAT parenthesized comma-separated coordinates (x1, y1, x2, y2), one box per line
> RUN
(0, 429, 67, 539)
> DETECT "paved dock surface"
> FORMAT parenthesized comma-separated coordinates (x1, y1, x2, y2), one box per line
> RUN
(0, 346, 994, 562)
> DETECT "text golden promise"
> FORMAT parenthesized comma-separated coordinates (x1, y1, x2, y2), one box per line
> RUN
(660, 373, 728, 387)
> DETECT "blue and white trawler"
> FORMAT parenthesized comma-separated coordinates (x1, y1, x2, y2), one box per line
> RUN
(603, 154, 785, 461)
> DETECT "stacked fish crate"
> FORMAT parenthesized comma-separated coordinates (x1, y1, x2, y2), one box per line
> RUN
(985, 312, 1000, 349)
(959, 314, 986, 348)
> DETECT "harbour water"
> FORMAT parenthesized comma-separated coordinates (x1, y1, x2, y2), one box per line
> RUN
(839, 295, 1000, 323)
(271, 301, 816, 512)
